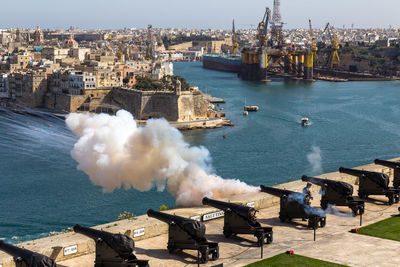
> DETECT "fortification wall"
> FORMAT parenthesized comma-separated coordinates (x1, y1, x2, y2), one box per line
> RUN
(111, 88, 208, 121)
(45, 90, 112, 112)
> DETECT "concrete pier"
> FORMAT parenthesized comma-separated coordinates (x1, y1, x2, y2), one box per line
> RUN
(1, 158, 400, 266)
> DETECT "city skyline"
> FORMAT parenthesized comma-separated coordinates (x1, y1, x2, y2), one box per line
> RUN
(0, 0, 399, 30)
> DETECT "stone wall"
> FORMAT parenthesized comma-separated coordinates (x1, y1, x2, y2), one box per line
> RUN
(44, 87, 208, 120)
(111, 88, 208, 121)
(45, 93, 86, 112)
(44, 89, 112, 112)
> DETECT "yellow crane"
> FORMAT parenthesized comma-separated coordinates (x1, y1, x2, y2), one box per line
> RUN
(256, 7, 271, 48)
(324, 23, 340, 70)
(232, 19, 239, 54)
(308, 19, 318, 61)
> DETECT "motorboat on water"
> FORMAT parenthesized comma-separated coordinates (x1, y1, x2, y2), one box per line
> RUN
(301, 117, 310, 126)
(243, 110, 249, 116)
(243, 97, 259, 112)
(244, 105, 259, 112)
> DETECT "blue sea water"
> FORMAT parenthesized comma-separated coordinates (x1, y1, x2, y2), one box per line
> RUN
(1, 61, 400, 242)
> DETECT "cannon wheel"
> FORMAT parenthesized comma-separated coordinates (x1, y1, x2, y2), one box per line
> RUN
(200, 247, 209, 264)
(307, 217, 317, 229)
(167, 246, 176, 254)
(223, 230, 232, 238)
(265, 235, 273, 244)
(321, 200, 328, 210)
(138, 262, 150, 267)
(211, 247, 219, 261)
(350, 206, 358, 216)
(395, 195, 400, 203)
(279, 216, 288, 223)
(358, 191, 367, 199)
(319, 218, 326, 228)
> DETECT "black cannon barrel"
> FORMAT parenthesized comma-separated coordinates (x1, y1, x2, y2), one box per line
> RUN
(301, 175, 327, 186)
(375, 159, 400, 169)
(338, 167, 374, 176)
(73, 224, 134, 259)
(202, 197, 255, 218)
(147, 209, 194, 225)
(339, 167, 389, 189)
(0, 240, 56, 267)
(260, 185, 300, 197)
(147, 209, 206, 241)
(302, 175, 353, 196)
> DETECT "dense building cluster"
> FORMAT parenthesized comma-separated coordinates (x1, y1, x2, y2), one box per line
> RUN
(0, 25, 399, 113)
(0, 26, 195, 117)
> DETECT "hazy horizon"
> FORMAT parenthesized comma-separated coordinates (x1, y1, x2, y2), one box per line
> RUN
(0, 0, 399, 30)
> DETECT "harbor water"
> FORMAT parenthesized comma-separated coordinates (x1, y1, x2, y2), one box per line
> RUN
(1, 61, 400, 242)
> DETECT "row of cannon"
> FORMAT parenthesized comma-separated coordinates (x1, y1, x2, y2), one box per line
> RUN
(1, 158, 399, 266)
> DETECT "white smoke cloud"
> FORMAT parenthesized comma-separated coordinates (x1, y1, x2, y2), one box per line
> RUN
(66, 110, 259, 207)
(307, 146, 322, 174)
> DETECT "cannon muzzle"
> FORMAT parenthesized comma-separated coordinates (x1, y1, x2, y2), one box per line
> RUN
(375, 159, 400, 169)
(147, 209, 206, 241)
(0, 240, 56, 267)
(202, 197, 256, 219)
(73, 224, 134, 259)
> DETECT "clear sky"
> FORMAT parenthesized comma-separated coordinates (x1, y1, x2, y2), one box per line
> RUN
(1, 0, 399, 30)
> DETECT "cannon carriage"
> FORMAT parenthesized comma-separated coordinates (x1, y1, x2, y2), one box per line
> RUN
(202, 197, 273, 246)
(339, 167, 400, 204)
(301, 175, 364, 215)
(73, 224, 149, 267)
(260, 185, 326, 228)
(146, 209, 219, 264)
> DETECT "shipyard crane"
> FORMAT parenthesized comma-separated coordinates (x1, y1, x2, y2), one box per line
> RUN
(231, 19, 239, 54)
(256, 7, 271, 48)
(324, 23, 340, 70)
(308, 19, 318, 62)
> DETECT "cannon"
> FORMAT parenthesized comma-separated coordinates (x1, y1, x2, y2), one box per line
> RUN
(73, 224, 149, 267)
(301, 175, 364, 215)
(0, 240, 56, 267)
(146, 209, 219, 264)
(339, 167, 400, 204)
(374, 159, 400, 188)
(202, 197, 273, 246)
(260, 185, 326, 228)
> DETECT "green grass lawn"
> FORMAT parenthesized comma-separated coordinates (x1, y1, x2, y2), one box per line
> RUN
(358, 216, 400, 242)
(246, 253, 347, 267)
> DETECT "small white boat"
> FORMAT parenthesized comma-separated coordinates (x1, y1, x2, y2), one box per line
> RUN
(244, 106, 259, 112)
(301, 117, 310, 126)
(243, 110, 249, 116)
(243, 97, 259, 112)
